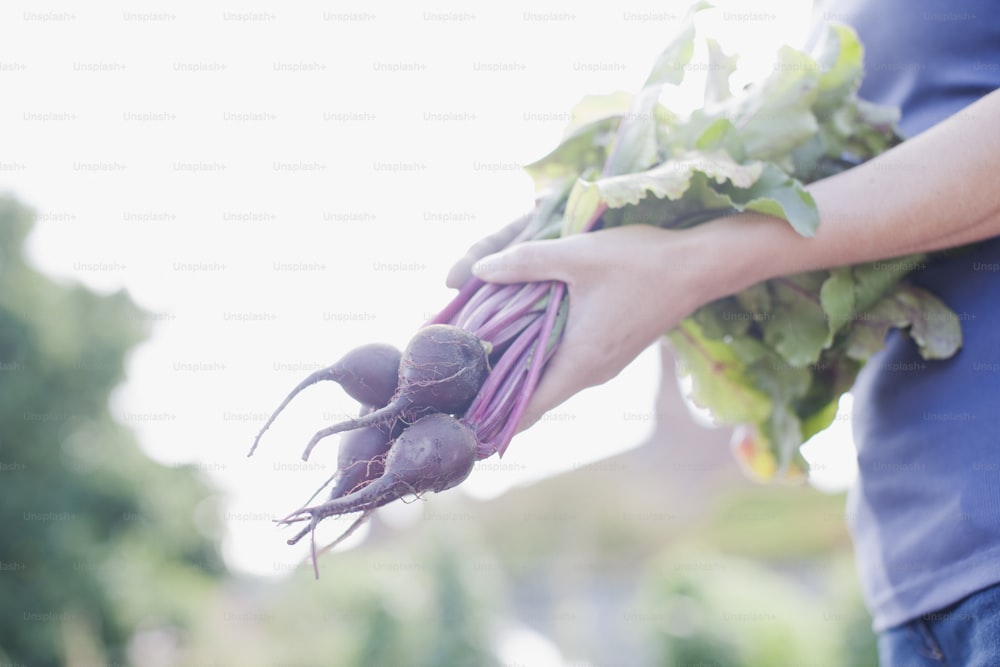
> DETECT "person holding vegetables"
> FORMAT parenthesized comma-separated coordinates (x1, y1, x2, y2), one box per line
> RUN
(449, 0, 1000, 663)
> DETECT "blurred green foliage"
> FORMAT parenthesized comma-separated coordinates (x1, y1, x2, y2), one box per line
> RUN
(638, 548, 876, 666)
(183, 485, 874, 667)
(173, 524, 504, 667)
(0, 196, 224, 666)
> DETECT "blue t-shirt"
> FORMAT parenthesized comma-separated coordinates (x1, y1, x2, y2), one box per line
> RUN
(811, 0, 1000, 632)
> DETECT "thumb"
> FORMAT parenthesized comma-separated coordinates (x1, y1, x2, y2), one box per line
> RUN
(472, 239, 570, 285)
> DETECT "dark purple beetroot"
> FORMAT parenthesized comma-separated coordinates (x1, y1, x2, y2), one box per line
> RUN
(248, 342, 401, 456)
(282, 413, 479, 528)
(298, 325, 490, 460)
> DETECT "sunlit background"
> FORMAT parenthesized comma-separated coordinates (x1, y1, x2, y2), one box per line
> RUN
(1, 1, 873, 665)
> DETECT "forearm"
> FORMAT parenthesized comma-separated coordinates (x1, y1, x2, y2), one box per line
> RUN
(698, 88, 1000, 298)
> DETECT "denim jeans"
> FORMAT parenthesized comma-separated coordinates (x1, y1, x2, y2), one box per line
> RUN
(878, 583, 1000, 666)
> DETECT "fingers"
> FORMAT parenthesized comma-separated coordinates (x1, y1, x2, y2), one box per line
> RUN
(473, 224, 663, 286)
(445, 213, 533, 289)
(472, 238, 576, 285)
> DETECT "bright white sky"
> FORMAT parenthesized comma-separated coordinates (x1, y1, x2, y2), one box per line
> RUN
(2, 0, 853, 584)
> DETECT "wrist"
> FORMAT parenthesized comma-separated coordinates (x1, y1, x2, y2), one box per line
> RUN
(680, 212, 798, 301)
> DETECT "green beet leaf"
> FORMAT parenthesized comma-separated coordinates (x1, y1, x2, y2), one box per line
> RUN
(561, 175, 605, 236)
(562, 91, 634, 135)
(593, 151, 764, 209)
(703, 37, 739, 106)
(668, 320, 773, 426)
(714, 164, 820, 236)
(602, 86, 670, 177)
(716, 46, 821, 164)
(602, 6, 703, 177)
(813, 23, 865, 114)
(759, 274, 830, 367)
(845, 284, 962, 361)
(819, 268, 856, 342)
(641, 3, 706, 88)
(524, 116, 621, 191)
(600, 171, 739, 230)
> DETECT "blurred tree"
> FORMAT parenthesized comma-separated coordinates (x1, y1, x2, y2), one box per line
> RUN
(638, 546, 877, 666)
(418, 541, 500, 667)
(0, 196, 225, 666)
(354, 598, 406, 667)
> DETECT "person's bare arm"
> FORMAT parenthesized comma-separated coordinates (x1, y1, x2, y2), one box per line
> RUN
(713, 89, 1000, 286)
(472, 88, 1000, 430)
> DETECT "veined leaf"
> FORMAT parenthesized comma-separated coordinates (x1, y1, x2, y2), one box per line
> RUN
(592, 150, 764, 208)
(524, 116, 620, 191)
(846, 284, 962, 361)
(759, 274, 830, 367)
(819, 268, 855, 341)
(562, 92, 634, 136)
(693, 117, 746, 161)
(603, 4, 711, 176)
(715, 164, 819, 236)
(721, 46, 821, 161)
(797, 352, 863, 441)
(798, 393, 841, 443)
(813, 24, 864, 114)
(604, 171, 738, 229)
(692, 296, 752, 339)
(641, 3, 707, 88)
(668, 319, 773, 425)
(602, 85, 669, 177)
(561, 177, 603, 236)
(704, 37, 739, 105)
